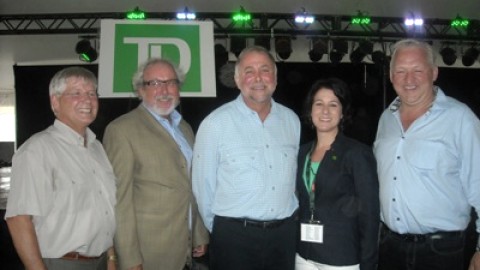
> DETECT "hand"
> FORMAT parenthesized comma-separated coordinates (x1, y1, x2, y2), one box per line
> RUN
(107, 259, 117, 270)
(127, 264, 143, 270)
(192, 244, 207, 257)
(469, 251, 480, 270)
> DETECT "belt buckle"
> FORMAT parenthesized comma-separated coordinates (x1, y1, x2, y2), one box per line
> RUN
(261, 221, 269, 229)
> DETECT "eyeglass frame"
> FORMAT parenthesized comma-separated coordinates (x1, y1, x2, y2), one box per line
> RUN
(142, 79, 180, 88)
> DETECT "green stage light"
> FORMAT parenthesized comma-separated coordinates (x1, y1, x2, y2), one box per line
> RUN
(351, 11, 371, 25)
(126, 7, 146, 20)
(451, 15, 469, 28)
(232, 6, 252, 22)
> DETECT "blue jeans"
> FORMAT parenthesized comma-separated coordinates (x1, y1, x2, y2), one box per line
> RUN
(378, 225, 465, 270)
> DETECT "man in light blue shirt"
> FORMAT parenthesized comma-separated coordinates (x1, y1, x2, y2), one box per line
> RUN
(374, 39, 480, 270)
(192, 46, 300, 270)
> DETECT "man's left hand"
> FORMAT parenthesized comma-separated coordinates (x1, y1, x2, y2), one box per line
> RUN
(469, 251, 480, 270)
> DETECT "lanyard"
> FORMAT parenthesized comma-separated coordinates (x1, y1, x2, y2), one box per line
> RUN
(303, 151, 320, 221)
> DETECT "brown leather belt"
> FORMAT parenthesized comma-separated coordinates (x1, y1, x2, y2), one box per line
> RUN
(61, 252, 101, 261)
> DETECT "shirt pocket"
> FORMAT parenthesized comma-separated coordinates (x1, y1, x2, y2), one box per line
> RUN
(404, 140, 442, 170)
(221, 147, 263, 191)
(279, 145, 298, 186)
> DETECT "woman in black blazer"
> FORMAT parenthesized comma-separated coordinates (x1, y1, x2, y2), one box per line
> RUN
(296, 78, 379, 270)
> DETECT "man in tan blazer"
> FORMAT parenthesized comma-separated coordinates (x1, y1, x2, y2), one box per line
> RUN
(103, 58, 209, 270)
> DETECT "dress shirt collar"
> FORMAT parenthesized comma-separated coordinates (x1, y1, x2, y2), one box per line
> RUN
(53, 119, 96, 146)
(141, 102, 182, 127)
(388, 86, 442, 113)
(234, 94, 279, 118)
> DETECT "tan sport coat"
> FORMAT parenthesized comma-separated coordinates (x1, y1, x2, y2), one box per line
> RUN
(103, 105, 209, 270)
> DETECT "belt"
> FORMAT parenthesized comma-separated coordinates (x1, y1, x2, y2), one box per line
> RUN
(219, 216, 289, 229)
(61, 252, 102, 261)
(382, 224, 464, 243)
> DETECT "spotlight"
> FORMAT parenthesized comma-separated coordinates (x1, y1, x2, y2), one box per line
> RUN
(176, 7, 196, 20)
(126, 6, 146, 20)
(404, 17, 424, 26)
(451, 15, 469, 28)
(372, 50, 387, 66)
(232, 6, 251, 23)
(295, 8, 314, 24)
(351, 11, 371, 25)
(214, 44, 229, 69)
(230, 36, 247, 58)
(440, 47, 457, 66)
(275, 36, 292, 60)
(75, 39, 97, 62)
(329, 39, 348, 64)
(349, 40, 373, 64)
(255, 36, 271, 50)
(350, 49, 365, 64)
(462, 47, 479, 67)
(308, 38, 328, 62)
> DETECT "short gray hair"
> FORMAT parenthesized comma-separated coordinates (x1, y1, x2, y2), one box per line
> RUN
(234, 46, 277, 77)
(132, 58, 185, 92)
(390, 39, 437, 71)
(49, 66, 97, 96)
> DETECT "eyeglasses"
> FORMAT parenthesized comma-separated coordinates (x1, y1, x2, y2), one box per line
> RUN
(143, 79, 180, 88)
(60, 91, 99, 99)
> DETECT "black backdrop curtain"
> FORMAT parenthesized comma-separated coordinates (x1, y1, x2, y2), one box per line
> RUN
(13, 62, 388, 147)
(13, 62, 480, 148)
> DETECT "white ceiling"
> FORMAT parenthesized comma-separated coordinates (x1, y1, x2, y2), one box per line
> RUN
(1, 0, 479, 20)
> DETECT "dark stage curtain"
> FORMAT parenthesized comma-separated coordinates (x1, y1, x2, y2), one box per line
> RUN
(8, 62, 480, 270)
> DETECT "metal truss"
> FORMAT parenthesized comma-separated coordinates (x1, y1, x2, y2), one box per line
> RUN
(1, 12, 480, 42)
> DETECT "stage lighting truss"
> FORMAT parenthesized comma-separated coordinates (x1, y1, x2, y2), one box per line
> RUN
(2, 12, 480, 44)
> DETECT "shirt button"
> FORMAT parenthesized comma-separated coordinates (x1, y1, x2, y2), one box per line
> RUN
(392, 198, 396, 202)
(272, 186, 275, 191)
(396, 217, 400, 221)
(396, 156, 401, 160)
(393, 177, 397, 180)
(266, 144, 269, 148)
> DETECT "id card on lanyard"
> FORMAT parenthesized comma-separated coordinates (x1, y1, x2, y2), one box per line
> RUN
(300, 151, 324, 243)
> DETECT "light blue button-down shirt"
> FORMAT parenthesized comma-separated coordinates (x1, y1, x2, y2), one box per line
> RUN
(192, 95, 300, 232)
(143, 103, 193, 172)
(374, 87, 480, 236)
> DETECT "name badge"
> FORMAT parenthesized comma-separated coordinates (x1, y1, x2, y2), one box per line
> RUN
(300, 222, 324, 243)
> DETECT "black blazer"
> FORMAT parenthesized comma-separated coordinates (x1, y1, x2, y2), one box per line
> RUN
(296, 133, 380, 270)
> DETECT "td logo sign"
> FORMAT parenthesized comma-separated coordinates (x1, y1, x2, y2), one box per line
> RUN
(99, 20, 216, 98)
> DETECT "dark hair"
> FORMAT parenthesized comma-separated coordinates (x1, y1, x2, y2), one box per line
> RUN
(302, 77, 352, 130)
